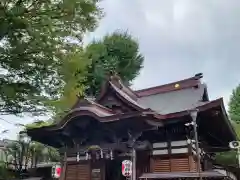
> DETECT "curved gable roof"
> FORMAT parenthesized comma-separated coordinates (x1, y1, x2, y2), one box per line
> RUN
(96, 74, 148, 111)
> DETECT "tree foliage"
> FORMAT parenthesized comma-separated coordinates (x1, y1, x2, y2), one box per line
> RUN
(4, 132, 59, 177)
(215, 120, 240, 166)
(47, 48, 89, 117)
(82, 31, 144, 96)
(0, 162, 11, 179)
(214, 85, 240, 167)
(46, 31, 144, 120)
(229, 84, 240, 123)
(0, 0, 102, 115)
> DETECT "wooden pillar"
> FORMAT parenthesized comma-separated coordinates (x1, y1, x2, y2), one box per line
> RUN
(128, 132, 142, 180)
(132, 148, 136, 180)
(60, 146, 67, 180)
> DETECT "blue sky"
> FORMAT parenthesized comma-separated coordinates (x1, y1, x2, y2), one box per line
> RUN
(1, 0, 240, 139)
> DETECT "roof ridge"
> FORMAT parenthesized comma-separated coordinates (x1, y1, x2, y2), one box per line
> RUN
(96, 73, 138, 102)
(109, 74, 138, 99)
(135, 73, 203, 97)
(109, 81, 147, 110)
(73, 96, 114, 113)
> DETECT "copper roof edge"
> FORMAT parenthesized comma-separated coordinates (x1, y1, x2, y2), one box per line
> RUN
(27, 111, 148, 132)
(135, 73, 203, 97)
(154, 98, 224, 120)
(72, 95, 114, 113)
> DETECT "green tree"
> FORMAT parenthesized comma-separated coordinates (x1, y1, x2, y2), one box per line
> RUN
(45, 31, 144, 120)
(214, 85, 240, 167)
(5, 132, 60, 177)
(215, 120, 240, 166)
(82, 31, 144, 96)
(0, 0, 102, 115)
(5, 134, 32, 177)
(47, 48, 89, 117)
(229, 84, 240, 123)
(0, 163, 11, 180)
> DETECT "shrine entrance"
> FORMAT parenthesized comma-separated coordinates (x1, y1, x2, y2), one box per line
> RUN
(105, 159, 123, 180)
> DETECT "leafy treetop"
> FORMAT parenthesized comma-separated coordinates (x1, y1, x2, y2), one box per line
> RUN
(45, 31, 144, 121)
(229, 84, 240, 123)
(0, 0, 102, 115)
(82, 31, 144, 97)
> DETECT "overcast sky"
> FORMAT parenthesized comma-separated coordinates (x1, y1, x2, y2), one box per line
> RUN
(1, 0, 240, 139)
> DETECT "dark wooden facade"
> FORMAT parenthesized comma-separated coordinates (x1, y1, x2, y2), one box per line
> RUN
(27, 73, 237, 180)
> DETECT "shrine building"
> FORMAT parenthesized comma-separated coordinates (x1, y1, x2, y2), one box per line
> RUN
(27, 73, 237, 180)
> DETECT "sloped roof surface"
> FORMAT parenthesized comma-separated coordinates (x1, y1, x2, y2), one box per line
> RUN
(137, 84, 206, 114)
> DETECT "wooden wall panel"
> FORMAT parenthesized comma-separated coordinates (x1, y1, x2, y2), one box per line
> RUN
(170, 157, 189, 172)
(65, 164, 78, 180)
(151, 155, 199, 173)
(65, 163, 90, 180)
(77, 164, 90, 180)
(151, 157, 171, 172)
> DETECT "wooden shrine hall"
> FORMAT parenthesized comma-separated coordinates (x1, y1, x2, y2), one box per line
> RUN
(27, 73, 237, 180)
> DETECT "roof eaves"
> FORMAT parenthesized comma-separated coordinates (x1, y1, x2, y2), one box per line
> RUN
(27, 111, 148, 133)
(219, 100, 238, 141)
(153, 98, 223, 120)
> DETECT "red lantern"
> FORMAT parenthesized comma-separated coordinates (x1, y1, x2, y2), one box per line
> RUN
(52, 165, 61, 178)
